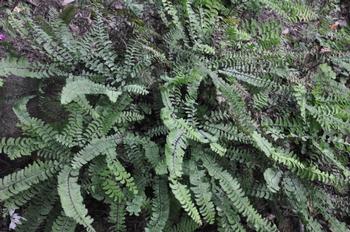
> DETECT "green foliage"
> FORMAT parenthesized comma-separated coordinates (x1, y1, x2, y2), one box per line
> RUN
(51, 211, 77, 232)
(0, 161, 60, 201)
(108, 203, 127, 232)
(58, 166, 95, 232)
(189, 161, 216, 224)
(258, 0, 317, 22)
(201, 154, 278, 232)
(145, 178, 170, 232)
(105, 151, 139, 195)
(0, 0, 349, 231)
(15, 186, 57, 232)
(61, 77, 122, 105)
(170, 179, 202, 225)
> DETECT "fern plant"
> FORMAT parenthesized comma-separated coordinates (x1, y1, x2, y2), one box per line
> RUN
(0, 0, 349, 231)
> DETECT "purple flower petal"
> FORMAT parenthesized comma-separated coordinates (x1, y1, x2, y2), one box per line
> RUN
(0, 33, 6, 41)
(9, 221, 16, 230)
(8, 209, 25, 230)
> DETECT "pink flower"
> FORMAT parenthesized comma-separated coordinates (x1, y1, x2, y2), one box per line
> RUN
(0, 33, 6, 41)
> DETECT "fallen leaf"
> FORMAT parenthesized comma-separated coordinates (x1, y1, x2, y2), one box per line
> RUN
(320, 47, 332, 53)
(282, 28, 290, 35)
(330, 23, 338, 30)
(13, 6, 24, 12)
(114, 1, 124, 10)
(266, 214, 276, 220)
(330, 19, 348, 30)
(62, 0, 75, 6)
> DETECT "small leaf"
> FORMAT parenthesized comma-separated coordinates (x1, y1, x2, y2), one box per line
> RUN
(264, 168, 283, 193)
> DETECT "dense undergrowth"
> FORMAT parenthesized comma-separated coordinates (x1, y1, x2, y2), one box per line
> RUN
(0, 0, 349, 231)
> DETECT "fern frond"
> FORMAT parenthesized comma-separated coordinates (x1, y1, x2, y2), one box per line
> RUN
(145, 177, 170, 232)
(189, 161, 216, 224)
(170, 179, 202, 225)
(165, 129, 187, 178)
(293, 83, 307, 120)
(71, 135, 121, 169)
(123, 84, 149, 95)
(169, 216, 200, 232)
(0, 57, 58, 79)
(282, 177, 324, 232)
(251, 131, 341, 186)
(61, 77, 122, 104)
(55, 106, 85, 148)
(105, 150, 139, 195)
(210, 72, 254, 132)
(51, 211, 77, 232)
(57, 166, 95, 232)
(108, 203, 127, 232)
(201, 154, 278, 232)
(102, 178, 125, 203)
(216, 196, 246, 232)
(0, 161, 60, 201)
(3, 181, 54, 209)
(258, 0, 317, 22)
(15, 187, 57, 232)
(0, 137, 44, 160)
(160, 0, 182, 29)
(12, 97, 59, 146)
(204, 123, 251, 143)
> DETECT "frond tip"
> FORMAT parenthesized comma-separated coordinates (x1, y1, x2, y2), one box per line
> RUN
(61, 77, 122, 104)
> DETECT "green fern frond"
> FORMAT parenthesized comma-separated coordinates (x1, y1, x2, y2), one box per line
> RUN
(247, 184, 274, 200)
(55, 107, 84, 148)
(210, 72, 254, 132)
(0, 137, 44, 160)
(57, 166, 95, 232)
(293, 83, 307, 120)
(102, 178, 125, 203)
(3, 181, 54, 209)
(15, 187, 57, 232)
(123, 84, 149, 95)
(189, 161, 216, 224)
(61, 77, 122, 104)
(169, 216, 199, 232)
(145, 177, 170, 232)
(201, 154, 278, 232)
(282, 177, 324, 232)
(105, 150, 139, 195)
(169, 179, 202, 225)
(108, 203, 127, 232)
(216, 196, 246, 232)
(13, 97, 59, 144)
(0, 57, 59, 79)
(165, 129, 188, 178)
(258, 0, 317, 22)
(312, 141, 350, 178)
(71, 135, 121, 169)
(116, 111, 145, 124)
(204, 123, 251, 143)
(160, 0, 182, 29)
(251, 131, 341, 186)
(51, 211, 77, 232)
(0, 161, 60, 201)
